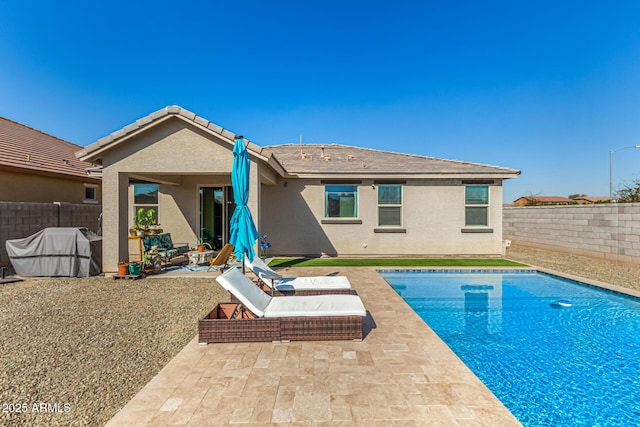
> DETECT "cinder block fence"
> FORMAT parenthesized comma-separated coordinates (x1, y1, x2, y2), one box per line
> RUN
(0, 202, 102, 269)
(503, 203, 640, 267)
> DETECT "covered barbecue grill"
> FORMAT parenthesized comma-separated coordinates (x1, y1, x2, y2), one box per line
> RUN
(6, 227, 102, 277)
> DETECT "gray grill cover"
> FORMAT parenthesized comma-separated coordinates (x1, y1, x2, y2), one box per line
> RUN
(6, 227, 102, 277)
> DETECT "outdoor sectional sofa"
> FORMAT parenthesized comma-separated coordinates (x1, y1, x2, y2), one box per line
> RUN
(198, 267, 366, 343)
(141, 233, 189, 266)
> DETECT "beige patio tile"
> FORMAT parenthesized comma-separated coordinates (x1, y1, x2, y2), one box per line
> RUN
(291, 391, 331, 422)
(106, 267, 521, 426)
(330, 404, 352, 421)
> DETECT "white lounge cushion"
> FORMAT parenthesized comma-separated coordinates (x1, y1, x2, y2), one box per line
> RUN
(245, 257, 351, 290)
(245, 256, 278, 277)
(264, 294, 366, 318)
(269, 276, 351, 291)
(216, 266, 271, 317)
(216, 267, 366, 318)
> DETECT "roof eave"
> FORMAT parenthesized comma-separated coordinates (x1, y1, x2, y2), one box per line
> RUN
(286, 171, 521, 179)
(0, 164, 102, 183)
(75, 106, 283, 175)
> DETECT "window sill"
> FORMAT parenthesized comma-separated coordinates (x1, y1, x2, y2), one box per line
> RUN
(83, 199, 99, 204)
(374, 228, 406, 233)
(461, 228, 494, 233)
(321, 219, 362, 224)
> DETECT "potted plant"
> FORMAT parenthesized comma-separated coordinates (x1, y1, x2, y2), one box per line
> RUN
(196, 238, 212, 252)
(117, 261, 129, 276)
(142, 253, 154, 274)
(133, 208, 156, 235)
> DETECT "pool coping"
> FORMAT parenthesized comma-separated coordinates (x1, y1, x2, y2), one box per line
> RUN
(377, 265, 640, 300)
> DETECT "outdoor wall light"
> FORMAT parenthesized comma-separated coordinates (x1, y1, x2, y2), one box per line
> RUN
(371, 184, 375, 189)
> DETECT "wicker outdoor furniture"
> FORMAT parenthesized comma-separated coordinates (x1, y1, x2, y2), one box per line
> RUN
(199, 267, 366, 343)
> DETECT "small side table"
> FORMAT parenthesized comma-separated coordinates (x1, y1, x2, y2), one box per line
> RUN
(188, 250, 215, 266)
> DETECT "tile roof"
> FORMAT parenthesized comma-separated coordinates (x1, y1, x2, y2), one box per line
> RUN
(0, 116, 99, 181)
(76, 105, 519, 179)
(573, 196, 610, 203)
(515, 196, 573, 203)
(75, 106, 284, 173)
(266, 144, 520, 176)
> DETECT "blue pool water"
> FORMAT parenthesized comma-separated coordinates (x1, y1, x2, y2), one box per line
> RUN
(380, 270, 640, 426)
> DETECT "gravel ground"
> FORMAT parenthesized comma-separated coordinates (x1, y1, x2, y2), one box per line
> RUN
(1, 247, 638, 426)
(0, 276, 227, 427)
(506, 244, 640, 292)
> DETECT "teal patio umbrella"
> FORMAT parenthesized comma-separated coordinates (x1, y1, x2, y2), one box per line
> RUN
(229, 136, 260, 268)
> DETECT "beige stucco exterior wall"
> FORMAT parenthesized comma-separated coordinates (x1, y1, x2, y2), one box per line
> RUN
(261, 178, 504, 257)
(0, 170, 101, 204)
(101, 117, 260, 272)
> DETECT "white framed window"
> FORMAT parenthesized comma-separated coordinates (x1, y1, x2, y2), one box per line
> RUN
(465, 185, 489, 226)
(83, 183, 98, 204)
(133, 183, 159, 223)
(378, 185, 402, 226)
(325, 185, 358, 218)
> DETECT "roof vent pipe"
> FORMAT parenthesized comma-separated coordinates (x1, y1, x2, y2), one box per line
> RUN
(320, 146, 325, 157)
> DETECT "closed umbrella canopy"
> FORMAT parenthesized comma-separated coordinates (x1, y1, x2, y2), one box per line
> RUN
(229, 137, 260, 263)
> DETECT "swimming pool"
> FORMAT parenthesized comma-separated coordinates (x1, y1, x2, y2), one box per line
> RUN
(379, 270, 640, 426)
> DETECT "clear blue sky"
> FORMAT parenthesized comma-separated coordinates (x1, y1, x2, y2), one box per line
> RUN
(2, 1, 640, 203)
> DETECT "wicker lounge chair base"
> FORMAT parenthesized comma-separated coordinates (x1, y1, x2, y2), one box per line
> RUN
(199, 303, 363, 344)
(199, 303, 280, 343)
(280, 316, 363, 342)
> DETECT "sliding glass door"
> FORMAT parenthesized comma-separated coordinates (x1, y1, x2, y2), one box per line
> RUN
(199, 187, 234, 250)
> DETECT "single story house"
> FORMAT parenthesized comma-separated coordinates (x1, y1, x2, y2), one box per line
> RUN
(0, 115, 101, 204)
(513, 196, 574, 207)
(573, 196, 610, 204)
(76, 106, 520, 273)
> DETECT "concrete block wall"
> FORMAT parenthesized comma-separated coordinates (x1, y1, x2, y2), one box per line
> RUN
(0, 202, 102, 269)
(503, 203, 640, 266)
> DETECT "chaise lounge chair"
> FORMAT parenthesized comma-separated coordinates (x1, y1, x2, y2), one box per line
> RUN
(244, 256, 352, 296)
(198, 266, 366, 343)
(206, 243, 235, 272)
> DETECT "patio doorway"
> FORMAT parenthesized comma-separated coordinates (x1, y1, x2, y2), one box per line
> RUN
(199, 186, 235, 250)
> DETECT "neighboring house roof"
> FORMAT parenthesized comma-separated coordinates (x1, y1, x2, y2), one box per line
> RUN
(0, 115, 99, 182)
(76, 105, 520, 179)
(514, 196, 573, 204)
(573, 196, 610, 203)
(266, 144, 520, 177)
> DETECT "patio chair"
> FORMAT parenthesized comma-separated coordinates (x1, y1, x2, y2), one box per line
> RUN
(206, 243, 235, 272)
(244, 256, 352, 296)
(198, 266, 365, 343)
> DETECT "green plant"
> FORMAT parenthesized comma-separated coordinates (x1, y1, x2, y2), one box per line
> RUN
(196, 238, 212, 250)
(134, 208, 156, 230)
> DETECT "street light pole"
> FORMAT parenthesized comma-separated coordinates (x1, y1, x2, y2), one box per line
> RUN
(609, 145, 640, 203)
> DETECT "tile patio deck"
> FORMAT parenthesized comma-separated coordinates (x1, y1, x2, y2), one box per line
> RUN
(106, 266, 521, 426)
